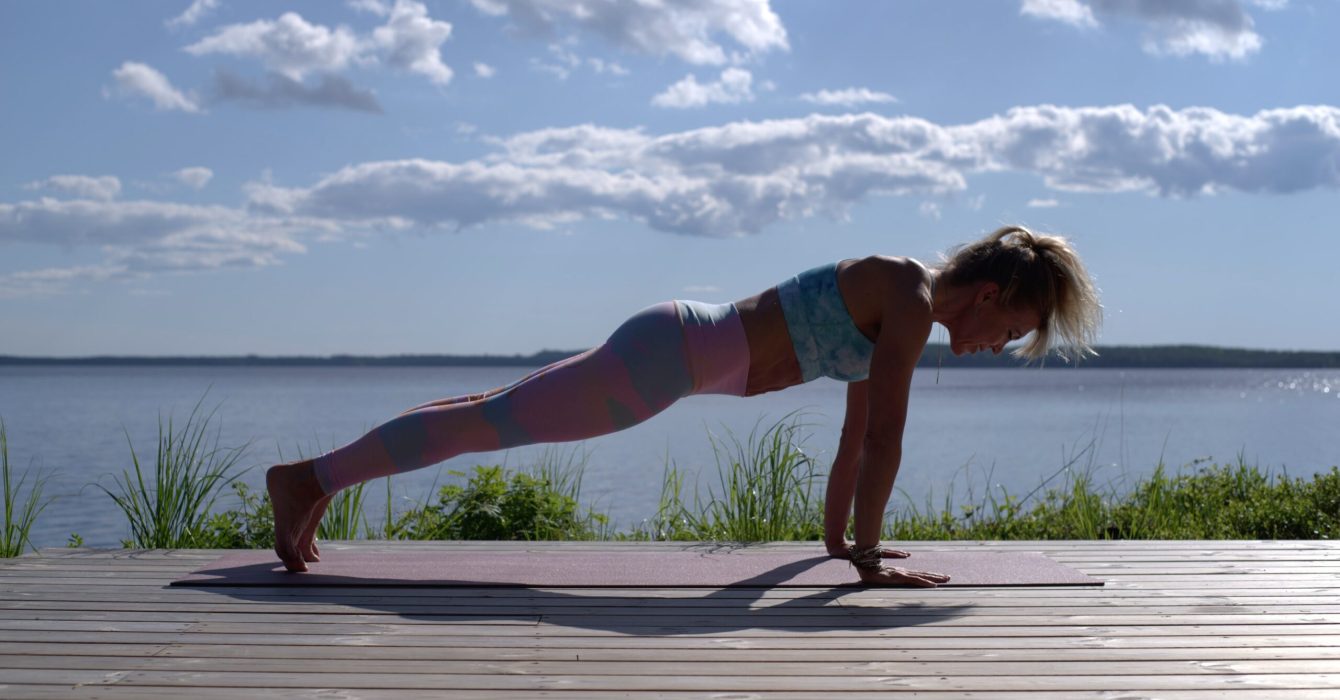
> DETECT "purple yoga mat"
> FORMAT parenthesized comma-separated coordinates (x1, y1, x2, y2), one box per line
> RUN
(173, 549, 1102, 587)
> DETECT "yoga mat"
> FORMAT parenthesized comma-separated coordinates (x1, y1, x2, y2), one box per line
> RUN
(174, 549, 1102, 588)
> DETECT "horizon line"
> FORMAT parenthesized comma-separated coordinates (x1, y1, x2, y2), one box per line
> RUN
(4, 342, 1340, 360)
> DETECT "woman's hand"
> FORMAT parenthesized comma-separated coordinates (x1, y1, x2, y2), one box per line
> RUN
(858, 565, 951, 588)
(826, 540, 911, 559)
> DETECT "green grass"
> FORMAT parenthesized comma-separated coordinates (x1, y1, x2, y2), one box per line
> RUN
(95, 404, 1339, 547)
(883, 443, 1340, 541)
(100, 395, 250, 548)
(389, 445, 609, 541)
(2, 418, 52, 558)
(642, 412, 824, 542)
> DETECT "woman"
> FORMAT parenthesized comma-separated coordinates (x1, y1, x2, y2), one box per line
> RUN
(268, 225, 1101, 585)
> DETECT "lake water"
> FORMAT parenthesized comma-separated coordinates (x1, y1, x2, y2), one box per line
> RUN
(1, 365, 1337, 549)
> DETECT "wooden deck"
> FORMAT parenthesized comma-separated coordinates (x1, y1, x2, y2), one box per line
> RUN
(2, 540, 1339, 699)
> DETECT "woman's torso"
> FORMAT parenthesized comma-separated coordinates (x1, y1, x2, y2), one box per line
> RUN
(734, 256, 928, 396)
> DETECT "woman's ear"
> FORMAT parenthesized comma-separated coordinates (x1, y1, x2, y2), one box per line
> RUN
(975, 281, 999, 307)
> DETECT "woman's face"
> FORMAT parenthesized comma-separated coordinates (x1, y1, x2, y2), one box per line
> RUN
(947, 285, 1041, 357)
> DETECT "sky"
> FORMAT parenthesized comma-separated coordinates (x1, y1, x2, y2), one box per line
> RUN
(2, 0, 1338, 357)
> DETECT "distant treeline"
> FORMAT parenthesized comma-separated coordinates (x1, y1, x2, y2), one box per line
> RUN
(922, 344, 1340, 369)
(3, 344, 1338, 369)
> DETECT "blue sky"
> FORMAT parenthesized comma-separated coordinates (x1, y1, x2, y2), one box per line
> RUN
(2, 0, 1338, 356)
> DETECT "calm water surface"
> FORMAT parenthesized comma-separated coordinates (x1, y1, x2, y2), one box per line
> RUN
(1, 365, 1337, 548)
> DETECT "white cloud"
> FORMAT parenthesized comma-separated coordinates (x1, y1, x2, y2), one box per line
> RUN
(972, 104, 1340, 196)
(1027, 198, 1060, 207)
(474, 62, 496, 78)
(109, 62, 202, 114)
(174, 167, 214, 190)
(1022, 0, 1266, 61)
(683, 285, 721, 294)
(530, 58, 570, 80)
(186, 3, 453, 86)
(243, 117, 966, 237)
(467, 0, 788, 65)
(244, 104, 1340, 238)
(0, 196, 318, 296)
(799, 87, 898, 108)
(919, 201, 942, 220)
(1020, 0, 1098, 28)
(370, 0, 454, 85)
(166, 0, 220, 30)
(25, 175, 122, 201)
(530, 43, 627, 80)
(6, 103, 1340, 294)
(185, 13, 364, 81)
(0, 264, 127, 299)
(587, 57, 628, 76)
(652, 68, 754, 109)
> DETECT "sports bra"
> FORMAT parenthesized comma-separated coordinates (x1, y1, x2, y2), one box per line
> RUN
(775, 261, 876, 383)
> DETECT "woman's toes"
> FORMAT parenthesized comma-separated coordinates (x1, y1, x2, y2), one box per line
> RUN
(299, 494, 333, 562)
(267, 462, 323, 573)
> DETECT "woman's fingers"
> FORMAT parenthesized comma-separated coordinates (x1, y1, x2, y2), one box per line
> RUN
(863, 566, 951, 587)
(897, 567, 951, 584)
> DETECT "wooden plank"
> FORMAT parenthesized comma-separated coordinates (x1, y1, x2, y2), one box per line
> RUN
(4, 542, 1339, 698)
(7, 599, 1340, 616)
(6, 641, 1340, 662)
(30, 546, 1301, 562)
(8, 628, 1340, 650)
(3, 609, 1339, 629)
(147, 621, 1340, 636)
(4, 687, 1340, 700)
(7, 584, 1340, 604)
(0, 581, 1328, 600)
(4, 654, 1340, 678)
(2, 669, 1337, 691)
(2, 571, 1329, 587)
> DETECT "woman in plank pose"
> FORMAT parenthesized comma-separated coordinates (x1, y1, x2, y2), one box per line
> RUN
(268, 226, 1100, 585)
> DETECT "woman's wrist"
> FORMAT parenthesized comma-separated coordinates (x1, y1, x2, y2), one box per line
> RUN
(848, 544, 885, 572)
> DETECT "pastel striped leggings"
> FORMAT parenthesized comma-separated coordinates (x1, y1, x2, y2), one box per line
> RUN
(312, 301, 751, 494)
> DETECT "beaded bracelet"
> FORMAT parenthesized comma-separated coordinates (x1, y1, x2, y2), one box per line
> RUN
(847, 545, 885, 572)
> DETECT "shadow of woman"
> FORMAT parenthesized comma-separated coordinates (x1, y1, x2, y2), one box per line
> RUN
(179, 551, 975, 635)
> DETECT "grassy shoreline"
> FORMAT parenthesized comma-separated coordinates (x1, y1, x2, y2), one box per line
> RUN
(4, 409, 1338, 554)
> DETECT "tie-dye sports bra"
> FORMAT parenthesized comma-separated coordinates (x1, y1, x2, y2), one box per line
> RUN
(775, 261, 876, 383)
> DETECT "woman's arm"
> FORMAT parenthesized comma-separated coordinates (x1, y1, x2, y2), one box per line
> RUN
(823, 381, 867, 556)
(824, 380, 912, 558)
(845, 286, 951, 586)
(853, 327, 920, 550)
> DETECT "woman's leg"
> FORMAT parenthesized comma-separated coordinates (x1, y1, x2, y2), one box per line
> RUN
(311, 303, 692, 493)
(396, 349, 598, 415)
(269, 302, 694, 570)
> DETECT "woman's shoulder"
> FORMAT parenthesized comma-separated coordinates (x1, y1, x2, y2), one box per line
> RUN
(840, 255, 932, 295)
(837, 255, 934, 329)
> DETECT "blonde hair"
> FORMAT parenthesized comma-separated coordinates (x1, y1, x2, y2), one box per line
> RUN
(939, 225, 1101, 362)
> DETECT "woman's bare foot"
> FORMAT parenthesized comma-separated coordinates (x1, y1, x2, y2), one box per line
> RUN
(266, 461, 326, 573)
(298, 493, 333, 561)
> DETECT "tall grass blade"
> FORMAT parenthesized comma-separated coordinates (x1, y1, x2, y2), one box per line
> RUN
(100, 394, 250, 548)
(2, 418, 53, 558)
